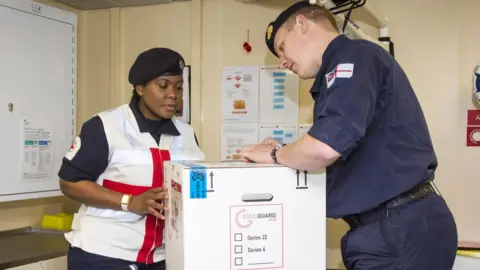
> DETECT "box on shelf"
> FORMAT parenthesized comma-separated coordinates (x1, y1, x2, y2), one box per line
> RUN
(164, 160, 326, 270)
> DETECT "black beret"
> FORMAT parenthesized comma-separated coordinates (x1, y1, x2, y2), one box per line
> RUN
(265, 1, 314, 58)
(128, 47, 185, 86)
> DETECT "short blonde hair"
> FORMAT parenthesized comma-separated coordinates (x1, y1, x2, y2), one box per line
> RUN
(285, 5, 339, 33)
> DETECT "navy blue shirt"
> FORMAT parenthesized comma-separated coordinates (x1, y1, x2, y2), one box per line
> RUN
(58, 97, 199, 182)
(308, 35, 437, 218)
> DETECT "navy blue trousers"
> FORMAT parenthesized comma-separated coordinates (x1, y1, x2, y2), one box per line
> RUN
(68, 246, 166, 270)
(341, 194, 458, 270)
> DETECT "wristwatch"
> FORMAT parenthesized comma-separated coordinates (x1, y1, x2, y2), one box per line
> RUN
(270, 143, 286, 164)
(121, 194, 133, 212)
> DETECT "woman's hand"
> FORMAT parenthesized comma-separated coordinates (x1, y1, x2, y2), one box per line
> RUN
(129, 187, 169, 219)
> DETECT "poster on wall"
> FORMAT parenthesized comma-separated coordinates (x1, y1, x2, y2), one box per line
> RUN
(221, 123, 259, 160)
(259, 124, 298, 144)
(221, 66, 260, 123)
(298, 124, 313, 138)
(259, 66, 299, 124)
(175, 65, 191, 123)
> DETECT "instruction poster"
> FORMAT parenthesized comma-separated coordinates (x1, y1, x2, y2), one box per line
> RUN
(259, 66, 299, 124)
(221, 123, 259, 160)
(21, 117, 54, 182)
(298, 124, 313, 138)
(230, 204, 284, 270)
(259, 124, 298, 144)
(222, 66, 260, 123)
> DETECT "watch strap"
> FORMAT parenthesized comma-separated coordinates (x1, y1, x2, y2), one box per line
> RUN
(270, 143, 285, 164)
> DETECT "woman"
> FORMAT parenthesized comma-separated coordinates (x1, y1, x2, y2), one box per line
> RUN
(59, 48, 204, 270)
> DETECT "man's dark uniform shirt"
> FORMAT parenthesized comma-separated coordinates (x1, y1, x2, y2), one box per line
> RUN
(58, 98, 199, 182)
(307, 35, 438, 218)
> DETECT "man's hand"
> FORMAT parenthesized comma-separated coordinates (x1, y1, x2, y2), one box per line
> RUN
(238, 144, 276, 164)
(260, 137, 281, 147)
(129, 187, 169, 219)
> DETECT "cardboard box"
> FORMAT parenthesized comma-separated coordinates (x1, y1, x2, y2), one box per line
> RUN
(164, 161, 326, 270)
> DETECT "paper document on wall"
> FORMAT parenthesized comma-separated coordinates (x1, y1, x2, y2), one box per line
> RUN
(259, 66, 299, 124)
(298, 124, 313, 138)
(21, 117, 54, 182)
(222, 66, 260, 123)
(259, 124, 298, 144)
(221, 123, 259, 160)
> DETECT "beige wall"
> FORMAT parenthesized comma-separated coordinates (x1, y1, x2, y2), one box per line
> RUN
(1, 0, 479, 269)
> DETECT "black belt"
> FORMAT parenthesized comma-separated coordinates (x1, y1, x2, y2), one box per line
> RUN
(343, 182, 437, 229)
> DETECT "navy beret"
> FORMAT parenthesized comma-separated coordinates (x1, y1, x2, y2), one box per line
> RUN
(128, 47, 185, 86)
(265, 1, 314, 58)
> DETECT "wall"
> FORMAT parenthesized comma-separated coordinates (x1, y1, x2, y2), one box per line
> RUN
(76, 1, 204, 137)
(457, 0, 480, 243)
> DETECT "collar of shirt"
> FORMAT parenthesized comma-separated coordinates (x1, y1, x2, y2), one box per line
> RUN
(311, 34, 351, 94)
(128, 97, 181, 136)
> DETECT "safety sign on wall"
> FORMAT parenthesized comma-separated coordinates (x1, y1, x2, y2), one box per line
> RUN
(466, 110, 480, 147)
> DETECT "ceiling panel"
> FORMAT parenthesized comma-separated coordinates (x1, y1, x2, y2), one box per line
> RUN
(54, 0, 189, 10)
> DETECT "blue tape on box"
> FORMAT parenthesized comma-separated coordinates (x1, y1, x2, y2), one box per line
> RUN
(190, 166, 207, 199)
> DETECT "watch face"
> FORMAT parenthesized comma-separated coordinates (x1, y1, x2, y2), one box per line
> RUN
(122, 194, 132, 205)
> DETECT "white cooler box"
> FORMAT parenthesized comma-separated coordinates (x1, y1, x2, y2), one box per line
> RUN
(164, 161, 326, 270)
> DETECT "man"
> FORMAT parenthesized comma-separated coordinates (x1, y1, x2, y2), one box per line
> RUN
(239, 1, 458, 269)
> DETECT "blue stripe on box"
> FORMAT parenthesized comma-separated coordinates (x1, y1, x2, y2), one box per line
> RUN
(190, 166, 207, 199)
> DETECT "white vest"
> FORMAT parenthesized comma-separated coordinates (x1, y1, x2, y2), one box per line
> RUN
(65, 104, 204, 264)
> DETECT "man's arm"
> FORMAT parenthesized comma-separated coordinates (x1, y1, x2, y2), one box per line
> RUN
(276, 134, 340, 171)
(275, 44, 381, 171)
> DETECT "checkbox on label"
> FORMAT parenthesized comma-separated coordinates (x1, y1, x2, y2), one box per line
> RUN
(234, 245, 243, 254)
(234, 233, 243, 241)
(235, 257, 243, 266)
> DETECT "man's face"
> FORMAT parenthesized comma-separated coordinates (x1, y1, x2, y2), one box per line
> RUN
(274, 17, 321, 79)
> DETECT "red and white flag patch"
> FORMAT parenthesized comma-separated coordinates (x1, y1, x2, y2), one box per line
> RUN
(325, 63, 354, 88)
(65, 136, 81, 160)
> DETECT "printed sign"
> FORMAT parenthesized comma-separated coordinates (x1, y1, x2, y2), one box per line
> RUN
(467, 110, 480, 126)
(229, 204, 284, 270)
(466, 126, 480, 147)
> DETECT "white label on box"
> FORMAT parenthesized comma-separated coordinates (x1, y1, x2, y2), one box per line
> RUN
(230, 204, 284, 270)
(168, 179, 182, 241)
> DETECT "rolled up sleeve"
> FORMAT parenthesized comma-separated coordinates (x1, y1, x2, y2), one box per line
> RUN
(58, 116, 109, 182)
(308, 47, 381, 158)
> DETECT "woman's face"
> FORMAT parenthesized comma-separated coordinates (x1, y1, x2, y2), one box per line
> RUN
(137, 75, 183, 120)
